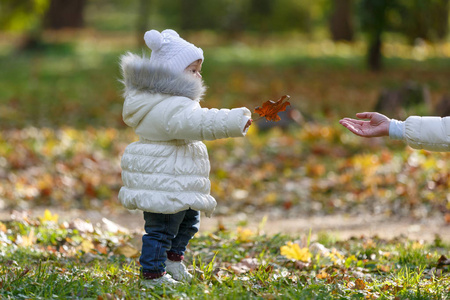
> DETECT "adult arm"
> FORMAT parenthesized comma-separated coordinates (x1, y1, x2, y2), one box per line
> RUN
(394, 116, 450, 152)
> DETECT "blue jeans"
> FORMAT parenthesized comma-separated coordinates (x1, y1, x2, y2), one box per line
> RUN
(140, 209, 200, 276)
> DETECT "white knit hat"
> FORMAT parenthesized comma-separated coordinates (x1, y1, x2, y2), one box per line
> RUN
(144, 29, 204, 74)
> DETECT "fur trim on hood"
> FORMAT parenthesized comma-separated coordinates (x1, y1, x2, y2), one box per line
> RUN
(120, 52, 206, 101)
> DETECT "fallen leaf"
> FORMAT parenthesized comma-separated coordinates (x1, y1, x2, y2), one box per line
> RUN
(230, 258, 260, 274)
(39, 209, 59, 224)
(81, 239, 95, 253)
(237, 227, 254, 243)
(280, 241, 312, 262)
(0, 222, 6, 233)
(102, 218, 129, 234)
(437, 255, 450, 266)
(316, 270, 329, 279)
(239, 258, 259, 270)
(217, 220, 227, 232)
(70, 218, 94, 233)
(17, 230, 36, 247)
(377, 264, 391, 272)
(95, 244, 108, 255)
(208, 233, 222, 241)
(445, 213, 450, 224)
(254, 95, 291, 122)
(355, 278, 366, 290)
(114, 243, 140, 258)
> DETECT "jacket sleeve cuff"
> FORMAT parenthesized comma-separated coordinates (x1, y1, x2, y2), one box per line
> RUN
(240, 116, 251, 134)
(389, 119, 405, 140)
(228, 107, 251, 137)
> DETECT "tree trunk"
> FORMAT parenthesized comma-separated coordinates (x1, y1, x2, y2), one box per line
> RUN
(434, 0, 449, 40)
(359, 0, 389, 71)
(329, 0, 354, 41)
(250, 0, 273, 34)
(222, 1, 246, 40)
(367, 34, 382, 71)
(44, 0, 86, 29)
(180, 0, 197, 31)
(136, 0, 152, 46)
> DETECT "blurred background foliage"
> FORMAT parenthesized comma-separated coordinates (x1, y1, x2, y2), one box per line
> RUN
(0, 0, 448, 67)
(0, 0, 449, 217)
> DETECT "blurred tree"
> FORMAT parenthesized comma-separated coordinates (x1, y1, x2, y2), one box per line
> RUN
(44, 0, 86, 29)
(359, 0, 449, 70)
(434, 0, 450, 39)
(358, 0, 394, 71)
(156, 0, 232, 32)
(0, 0, 49, 50)
(127, 0, 327, 40)
(179, 0, 196, 30)
(0, 0, 48, 31)
(395, 0, 449, 42)
(329, 0, 354, 41)
(221, 0, 248, 39)
(136, 0, 152, 46)
(249, 0, 274, 35)
(269, 0, 315, 34)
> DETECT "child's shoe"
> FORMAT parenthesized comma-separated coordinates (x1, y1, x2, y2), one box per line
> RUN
(165, 260, 193, 283)
(141, 273, 180, 288)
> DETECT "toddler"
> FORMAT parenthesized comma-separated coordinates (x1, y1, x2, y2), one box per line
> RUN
(119, 29, 252, 286)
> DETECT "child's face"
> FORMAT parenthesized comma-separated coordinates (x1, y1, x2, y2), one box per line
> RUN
(185, 59, 202, 79)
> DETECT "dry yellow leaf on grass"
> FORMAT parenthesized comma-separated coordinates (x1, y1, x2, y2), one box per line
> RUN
(316, 271, 329, 279)
(114, 244, 140, 258)
(280, 242, 312, 262)
(237, 227, 254, 243)
(81, 239, 94, 253)
(18, 229, 36, 247)
(0, 222, 6, 232)
(39, 209, 59, 223)
(355, 278, 366, 290)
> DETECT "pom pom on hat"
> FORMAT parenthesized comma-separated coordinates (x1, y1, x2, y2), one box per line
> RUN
(144, 30, 163, 51)
(144, 29, 204, 74)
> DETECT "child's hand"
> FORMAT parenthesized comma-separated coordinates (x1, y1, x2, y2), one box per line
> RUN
(339, 112, 390, 137)
(244, 119, 253, 131)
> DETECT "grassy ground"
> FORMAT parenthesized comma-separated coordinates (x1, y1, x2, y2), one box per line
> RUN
(1, 211, 449, 299)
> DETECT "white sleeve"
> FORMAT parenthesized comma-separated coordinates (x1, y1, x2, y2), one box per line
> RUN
(163, 97, 252, 141)
(389, 119, 405, 140)
(403, 116, 450, 152)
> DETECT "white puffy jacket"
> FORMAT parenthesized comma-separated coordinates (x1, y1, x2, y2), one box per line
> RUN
(389, 116, 450, 151)
(118, 53, 251, 216)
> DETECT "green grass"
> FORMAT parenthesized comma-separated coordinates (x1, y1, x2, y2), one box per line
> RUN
(1, 215, 449, 299)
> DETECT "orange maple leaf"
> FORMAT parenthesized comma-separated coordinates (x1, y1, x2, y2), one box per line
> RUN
(254, 95, 291, 122)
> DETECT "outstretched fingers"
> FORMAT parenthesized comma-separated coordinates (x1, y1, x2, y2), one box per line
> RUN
(339, 119, 364, 136)
(340, 118, 365, 126)
(355, 112, 374, 120)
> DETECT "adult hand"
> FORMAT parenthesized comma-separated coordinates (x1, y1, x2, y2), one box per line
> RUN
(339, 112, 391, 137)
